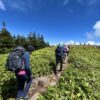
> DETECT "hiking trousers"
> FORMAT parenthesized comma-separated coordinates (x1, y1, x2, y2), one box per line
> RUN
(15, 74, 32, 98)
(55, 55, 63, 72)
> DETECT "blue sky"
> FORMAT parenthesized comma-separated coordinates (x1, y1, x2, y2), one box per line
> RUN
(0, 0, 100, 45)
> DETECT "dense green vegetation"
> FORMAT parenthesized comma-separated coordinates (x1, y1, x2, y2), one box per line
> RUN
(39, 46, 100, 100)
(0, 22, 49, 53)
(30, 47, 56, 77)
(0, 47, 55, 99)
(0, 46, 100, 100)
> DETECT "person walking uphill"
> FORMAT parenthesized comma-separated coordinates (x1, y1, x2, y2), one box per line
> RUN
(6, 45, 35, 100)
(63, 45, 70, 64)
(63, 45, 67, 64)
(55, 44, 64, 75)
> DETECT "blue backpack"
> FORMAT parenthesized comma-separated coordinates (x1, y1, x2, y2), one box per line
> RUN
(6, 50, 25, 72)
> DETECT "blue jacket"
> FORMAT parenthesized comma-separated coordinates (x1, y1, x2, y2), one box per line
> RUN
(23, 51, 32, 76)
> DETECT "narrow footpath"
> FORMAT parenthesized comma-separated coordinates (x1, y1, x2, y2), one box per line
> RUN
(28, 61, 68, 100)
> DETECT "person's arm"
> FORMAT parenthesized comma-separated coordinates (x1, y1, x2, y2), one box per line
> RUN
(24, 52, 32, 76)
(61, 47, 64, 58)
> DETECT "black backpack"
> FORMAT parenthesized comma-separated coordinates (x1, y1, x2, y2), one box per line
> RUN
(56, 46, 63, 56)
(6, 49, 25, 72)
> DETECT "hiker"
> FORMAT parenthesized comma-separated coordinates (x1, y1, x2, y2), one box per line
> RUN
(66, 45, 70, 56)
(27, 44, 35, 53)
(55, 44, 64, 75)
(63, 44, 70, 63)
(63, 45, 68, 64)
(6, 45, 34, 100)
(16, 45, 35, 99)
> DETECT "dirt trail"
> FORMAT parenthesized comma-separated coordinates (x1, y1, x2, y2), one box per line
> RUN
(28, 62, 68, 100)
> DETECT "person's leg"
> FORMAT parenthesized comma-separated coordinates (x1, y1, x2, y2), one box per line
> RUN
(60, 57, 63, 71)
(63, 54, 66, 64)
(55, 56, 60, 75)
(24, 77, 33, 95)
(67, 51, 69, 56)
(16, 75, 26, 98)
(63, 53, 67, 64)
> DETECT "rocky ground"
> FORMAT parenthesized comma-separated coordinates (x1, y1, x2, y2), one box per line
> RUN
(28, 62, 68, 100)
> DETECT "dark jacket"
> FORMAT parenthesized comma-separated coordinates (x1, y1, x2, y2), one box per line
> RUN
(55, 46, 64, 58)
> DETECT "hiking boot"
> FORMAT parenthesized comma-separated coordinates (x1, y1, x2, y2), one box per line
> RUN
(58, 69, 62, 71)
(15, 95, 28, 100)
(23, 95, 29, 100)
(15, 97, 20, 100)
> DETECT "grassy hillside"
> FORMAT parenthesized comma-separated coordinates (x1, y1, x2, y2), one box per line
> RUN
(39, 46, 100, 100)
(0, 47, 56, 99)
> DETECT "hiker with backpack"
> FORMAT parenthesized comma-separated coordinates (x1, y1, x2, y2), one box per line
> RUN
(55, 44, 64, 75)
(27, 44, 35, 53)
(63, 45, 68, 64)
(67, 45, 70, 56)
(63, 44, 70, 64)
(6, 45, 35, 100)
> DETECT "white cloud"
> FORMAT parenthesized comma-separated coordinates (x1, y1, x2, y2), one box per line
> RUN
(86, 41, 95, 45)
(10, 1, 26, 11)
(96, 42, 100, 46)
(65, 40, 76, 45)
(86, 32, 94, 40)
(2, 0, 34, 12)
(7, 0, 29, 12)
(63, 0, 69, 6)
(68, 40, 74, 45)
(93, 21, 100, 37)
(86, 21, 100, 41)
(75, 42, 80, 45)
(66, 40, 84, 45)
(0, 0, 6, 10)
(65, 40, 96, 45)
(58, 40, 100, 46)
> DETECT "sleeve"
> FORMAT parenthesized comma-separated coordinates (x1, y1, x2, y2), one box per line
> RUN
(24, 52, 32, 76)
(62, 47, 65, 57)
